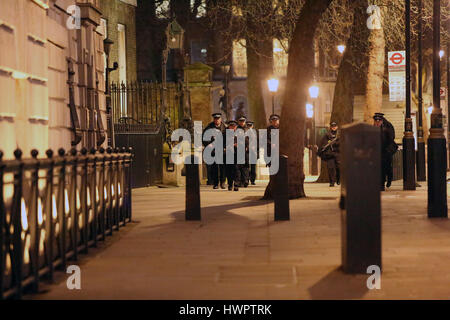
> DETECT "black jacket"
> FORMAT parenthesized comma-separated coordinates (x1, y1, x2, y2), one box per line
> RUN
(318, 130, 339, 161)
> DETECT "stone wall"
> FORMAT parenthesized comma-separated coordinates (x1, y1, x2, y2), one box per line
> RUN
(0, 0, 116, 159)
(99, 0, 137, 84)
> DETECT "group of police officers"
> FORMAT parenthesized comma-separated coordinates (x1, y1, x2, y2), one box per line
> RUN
(317, 113, 397, 190)
(203, 113, 280, 191)
(203, 111, 397, 192)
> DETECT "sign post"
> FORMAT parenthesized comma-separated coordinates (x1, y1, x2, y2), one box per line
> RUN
(388, 51, 406, 102)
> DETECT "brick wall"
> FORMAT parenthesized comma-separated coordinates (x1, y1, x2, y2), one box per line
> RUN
(99, 0, 137, 84)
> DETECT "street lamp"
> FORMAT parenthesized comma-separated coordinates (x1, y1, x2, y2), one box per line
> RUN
(309, 85, 319, 176)
(162, 20, 184, 125)
(404, 0, 416, 190)
(417, 0, 426, 182)
(268, 78, 279, 114)
(221, 62, 231, 120)
(428, 0, 447, 218)
(104, 38, 118, 148)
(337, 45, 346, 55)
(439, 50, 445, 60)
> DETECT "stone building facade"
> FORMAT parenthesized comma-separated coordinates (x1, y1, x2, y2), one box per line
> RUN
(0, 0, 137, 159)
(99, 0, 137, 84)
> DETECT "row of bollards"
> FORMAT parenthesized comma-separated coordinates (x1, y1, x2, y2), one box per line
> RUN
(184, 155, 291, 222)
(184, 122, 382, 275)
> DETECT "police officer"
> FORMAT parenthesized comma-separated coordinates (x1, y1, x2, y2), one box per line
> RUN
(203, 113, 226, 189)
(373, 113, 397, 190)
(374, 112, 396, 188)
(236, 116, 250, 188)
(267, 114, 280, 159)
(246, 121, 258, 185)
(225, 120, 239, 191)
(318, 122, 340, 187)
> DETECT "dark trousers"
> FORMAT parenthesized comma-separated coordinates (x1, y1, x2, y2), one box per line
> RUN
(206, 164, 212, 184)
(327, 158, 340, 184)
(382, 155, 393, 186)
(211, 163, 226, 186)
(249, 164, 257, 183)
(226, 164, 237, 188)
(235, 164, 249, 187)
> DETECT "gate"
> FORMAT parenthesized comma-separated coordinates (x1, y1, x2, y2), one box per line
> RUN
(111, 81, 186, 188)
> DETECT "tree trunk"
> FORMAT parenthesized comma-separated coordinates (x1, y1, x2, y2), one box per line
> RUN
(263, 0, 333, 199)
(317, 1, 369, 183)
(246, 38, 268, 129)
(364, 10, 385, 123)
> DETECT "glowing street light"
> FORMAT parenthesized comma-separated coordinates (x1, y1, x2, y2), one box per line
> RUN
(268, 78, 279, 114)
(306, 103, 314, 118)
(337, 45, 346, 54)
(439, 50, 445, 59)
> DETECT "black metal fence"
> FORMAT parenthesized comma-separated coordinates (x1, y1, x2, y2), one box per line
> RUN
(0, 147, 133, 299)
(111, 81, 183, 130)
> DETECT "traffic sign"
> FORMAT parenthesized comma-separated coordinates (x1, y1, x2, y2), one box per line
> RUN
(388, 51, 406, 70)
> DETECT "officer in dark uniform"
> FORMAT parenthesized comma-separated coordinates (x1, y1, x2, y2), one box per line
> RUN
(318, 122, 340, 187)
(236, 116, 250, 188)
(267, 114, 280, 160)
(246, 121, 258, 185)
(374, 112, 396, 187)
(225, 120, 239, 191)
(203, 113, 226, 189)
(374, 113, 397, 190)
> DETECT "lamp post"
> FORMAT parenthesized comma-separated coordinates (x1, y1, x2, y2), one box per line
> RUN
(267, 78, 279, 115)
(162, 20, 185, 124)
(309, 85, 319, 176)
(403, 0, 416, 190)
(428, 0, 448, 218)
(104, 38, 118, 148)
(221, 62, 231, 121)
(417, 0, 426, 181)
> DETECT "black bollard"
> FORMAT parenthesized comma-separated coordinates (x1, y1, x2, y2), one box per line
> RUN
(185, 155, 201, 221)
(340, 122, 381, 274)
(274, 155, 290, 221)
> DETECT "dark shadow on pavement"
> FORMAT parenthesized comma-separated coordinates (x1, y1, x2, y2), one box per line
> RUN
(308, 267, 369, 300)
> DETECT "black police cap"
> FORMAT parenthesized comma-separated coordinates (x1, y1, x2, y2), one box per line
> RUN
(330, 122, 338, 127)
(212, 113, 222, 118)
(269, 114, 280, 121)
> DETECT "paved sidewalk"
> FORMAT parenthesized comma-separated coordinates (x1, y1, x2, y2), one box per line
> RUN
(29, 179, 450, 300)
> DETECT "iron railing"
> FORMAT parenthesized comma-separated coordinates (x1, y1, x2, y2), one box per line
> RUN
(111, 81, 184, 130)
(0, 147, 133, 299)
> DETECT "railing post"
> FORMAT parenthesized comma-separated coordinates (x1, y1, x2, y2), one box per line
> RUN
(30, 149, 40, 293)
(340, 123, 382, 274)
(81, 148, 89, 254)
(106, 147, 114, 235)
(57, 148, 67, 270)
(45, 149, 55, 282)
(185, 155, 201, 221)
(99, 148, 106, 240)
(113, 148, 120, 230)
(12, 149, 24, 298)
(70, 148, 79, 261)
(274, 155, 290, 221)
(90, 148, 98, 247)
(0, 150, 4, 299)
(127, 147, 133, 222)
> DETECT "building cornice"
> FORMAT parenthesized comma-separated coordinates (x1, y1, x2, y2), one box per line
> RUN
(118, 0, 137, 7)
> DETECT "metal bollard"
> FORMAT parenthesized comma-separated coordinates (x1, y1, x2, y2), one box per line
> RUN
(185, 155, 201, 221)
(274, 155, 290, 221)
(340, 122, 381, 274)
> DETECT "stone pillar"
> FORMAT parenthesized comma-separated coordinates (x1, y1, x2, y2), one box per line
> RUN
(184, 62, 213, 128)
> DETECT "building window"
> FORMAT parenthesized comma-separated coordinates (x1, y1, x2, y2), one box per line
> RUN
(156, 0, 170, 19)
(191, 0, 206, 18)
(273, 39, 288, 77)
(232, 40, 247, 78)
